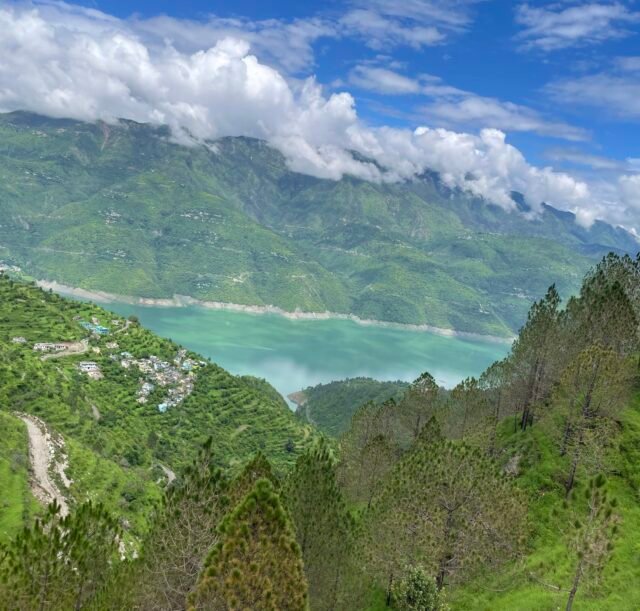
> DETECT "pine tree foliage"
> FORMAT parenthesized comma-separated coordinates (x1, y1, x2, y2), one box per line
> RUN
(134, 437, 230, 610)
(0, 500, 120, 611)
(551, 346, 635, 496)
(337, 400, 402, 506)
(282, 438, 354, 610)
(189, 479, 308, 611)
(391, 566, 449, 611)
(228, 451, 278, 506)
(397, 372, 442, 444)
(565, 475, 619, 611)
(364, 437, 527, 595)
(510, 284, 562, 430)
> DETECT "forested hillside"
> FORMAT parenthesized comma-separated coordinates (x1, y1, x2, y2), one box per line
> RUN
(293, 377, 410, 436)
(1, 253, 638, 610)
(1, 111, 637, 336)
(0, 275, 312, 542)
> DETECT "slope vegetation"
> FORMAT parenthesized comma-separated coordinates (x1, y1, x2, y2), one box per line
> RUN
(1, 112, 636, 336)
(0, 275, 312, 539)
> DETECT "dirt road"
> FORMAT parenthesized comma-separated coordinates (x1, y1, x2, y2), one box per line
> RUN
(17, 414, 70, 516)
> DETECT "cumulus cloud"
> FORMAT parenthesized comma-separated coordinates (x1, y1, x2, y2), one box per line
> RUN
(0, 2, 637, 231)
(515, 2, 640, 51)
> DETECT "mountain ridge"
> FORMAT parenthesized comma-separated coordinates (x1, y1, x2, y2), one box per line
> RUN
(1, 111, 636, 336)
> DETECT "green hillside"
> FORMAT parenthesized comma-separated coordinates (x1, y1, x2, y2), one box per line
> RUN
(0, 274, 312, 541)
(0, 111, 636, 337)
(293, 377, 410, 436)
(0, 254, 639, 610)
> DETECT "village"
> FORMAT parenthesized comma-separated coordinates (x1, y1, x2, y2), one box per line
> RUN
(14, 315, 203, 412)
(117, 348, 205, 412)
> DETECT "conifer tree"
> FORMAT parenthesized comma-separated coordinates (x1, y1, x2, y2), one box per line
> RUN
(551, 346, 634, 496)
(364, 437, 526, 599)
(446, 376, 490, 442)
(398, 372, 441, 443)
(565, 475, 618, 611)
(282, 438, 354, 610)
(136, 437, 230, 609)
(510, 285, 561, 430)
(479, 358, 512, 455)
(228, 451, 278, 506)
(337, 401, 401, 506)
(0, 500, 120, 611)
(189, 479, 308, 611)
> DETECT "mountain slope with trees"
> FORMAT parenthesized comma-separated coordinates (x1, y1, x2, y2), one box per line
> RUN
(1, 254, 639, 609)
(0, 274, 312, 542)
(1, 111, 637, 336)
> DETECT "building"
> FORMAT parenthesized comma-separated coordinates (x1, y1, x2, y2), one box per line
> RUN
(12, 337, 27, 344)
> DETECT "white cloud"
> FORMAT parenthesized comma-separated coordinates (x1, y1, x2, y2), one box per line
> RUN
(348, 65, 588, 141)
(0, 2, 637, 232)
(614, 55, 640, 71)
(341, 0, 482, 49)
(348, 66, 423, 94)
(515, 2, 640, 51)
(545, 149, 629, 171)
(547, 72, 640, 119)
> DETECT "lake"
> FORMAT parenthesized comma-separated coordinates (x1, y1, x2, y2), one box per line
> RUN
(106, 303, 510, 405)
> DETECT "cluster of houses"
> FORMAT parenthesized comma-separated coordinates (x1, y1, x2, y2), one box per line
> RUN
(33, 341, 74, 353)
(79, 320, 110, 335)
(78, 361, 103, 380)
(117, 349, 205, 412)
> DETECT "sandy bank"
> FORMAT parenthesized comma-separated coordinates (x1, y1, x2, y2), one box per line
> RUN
(37, 279, 514, 345)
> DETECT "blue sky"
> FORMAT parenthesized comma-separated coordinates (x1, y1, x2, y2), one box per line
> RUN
(68, 0, 640, 164)
(1, 1, 639, 230)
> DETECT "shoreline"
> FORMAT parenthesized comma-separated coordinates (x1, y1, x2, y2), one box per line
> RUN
(37, 279, 514, 345)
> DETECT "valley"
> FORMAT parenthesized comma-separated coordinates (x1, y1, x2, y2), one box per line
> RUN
(102, 300, 509, 404)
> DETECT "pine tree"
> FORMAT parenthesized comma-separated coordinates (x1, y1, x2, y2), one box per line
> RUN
(282, 438, 354, 610)
(446, 376, 490, 442)
(565, 475, 618, 611)
(398, 372, 442, 443)
(0, 500, 120, 611)
(189, 479, 308, 611)
(364, 437, 526, 599)
(510, 285, 562, 430)
(136, 437, 230, 609)
(551, 346, 634, 496)
(228, 451, 278, 506)
(337, 401, 401, 506)
(479, 358, 512, 455)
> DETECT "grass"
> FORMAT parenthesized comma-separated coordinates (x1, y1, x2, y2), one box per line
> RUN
(450, 397, 640, 610)
(0, 412, 38, 542)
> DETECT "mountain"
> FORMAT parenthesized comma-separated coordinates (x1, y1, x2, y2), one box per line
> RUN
(291, 377, 410, 436)
(0, 274, 312, 542)
(0, 111, 636, 336)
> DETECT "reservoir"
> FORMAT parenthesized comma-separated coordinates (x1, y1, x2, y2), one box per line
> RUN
(106, 302, 510, 404)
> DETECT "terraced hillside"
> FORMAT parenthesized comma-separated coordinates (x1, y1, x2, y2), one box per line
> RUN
(0, 112, 636, 336)
(0, 275, 312, 540)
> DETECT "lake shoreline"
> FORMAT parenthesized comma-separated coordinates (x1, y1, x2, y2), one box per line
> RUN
(37, 279, 514, 345)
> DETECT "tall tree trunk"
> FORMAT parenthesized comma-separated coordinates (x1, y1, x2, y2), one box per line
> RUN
(559, 420, 572, 456)
(436, 510, 454, 590)
(385, 572, 394, 607)
(566, 555, 584, 611)
(565, 442, 581, 498)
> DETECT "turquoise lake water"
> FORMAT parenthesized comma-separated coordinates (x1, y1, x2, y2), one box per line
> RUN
(105, 303, 510, 404)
